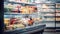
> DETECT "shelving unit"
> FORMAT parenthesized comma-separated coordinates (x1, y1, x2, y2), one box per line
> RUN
(37, 3, 56, 28)
(56, 3, 60, 31)
(5, 0, 60, 32)
(4, 0, 56, 28)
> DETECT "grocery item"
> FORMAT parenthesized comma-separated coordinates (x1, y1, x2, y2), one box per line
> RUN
(9, 0, 15, 2)
(28, 0, 34, 3)
(32, 18, 42, 21)
(20, 6, 30, 14)
(12, 8, 18, 13)
(17, 24, 25, 28)
(15, 0, 20, 2)
(13, 24, 25, 29)
(12, 4, 21, 13)
(56, 18, 60, 21)
(56, 13, 60, 16)
(42, 4, 49, 8)
(10, 18, 17, 25)
(44, 14, 54, 16)
(28, 18, 34, 26)
(7, 3, 13, 9)
(4, 18, 10, 26)
(21, 18, 30, 26)
(29, 6, 34, 14)
(56, 4, 60, 8)
(46, 18, 55, 21)
(35, 0, 40, 3)
(6, 25, 13, 30)
(56, 9, 60, 13)
(21, 0, 28, 3)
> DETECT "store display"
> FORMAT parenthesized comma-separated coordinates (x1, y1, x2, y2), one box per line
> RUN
(44, 14, 55, 16)
(56, 3, 60, 29)
(56, 3, 60, 8)
(56, 13, 60, 16)
(32, 18, 42, 22)
(42, 4, 55, 9)
(9, 0, 15, 2)
(45, 18, 55, 21)
(56, 18, 60, 21)
(13, 24, 25, 29)
(35, 0, 40, 3)
(21, 5, 37, 14)
(21, 0, 28, 3)
(41, 9, 55, 12)
(9, 0, 35, 3)
(20, 5, 30, 14)
(5, 24, 25, 30)
(7, 3, 13, 8)
(4, 0, 56, 31)
(4, 3, 37, 14)
(56, 9, 60, 13)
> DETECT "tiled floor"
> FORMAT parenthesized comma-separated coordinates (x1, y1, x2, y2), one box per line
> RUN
(43, 32, 60, 34)
(56, 32, 60, 34)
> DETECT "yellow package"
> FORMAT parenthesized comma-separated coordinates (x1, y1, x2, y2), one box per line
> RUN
(21, 7, 30, 14)
(4, 18, 10, 25)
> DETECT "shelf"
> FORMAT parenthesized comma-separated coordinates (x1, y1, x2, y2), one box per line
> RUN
(44, 15, 55, 17)
(40, 6, 55, 9)
(56, 21, 60, 22)
(56, 13, 60, 16)
(56, 11, 60, 13)
(42, 20, 55, 21)
(37, 7, 56, 9)
(40, 11, 54, 13)
(38, 9, 55, 13)
(5, 1, 36, 5)
(4, 13, 36, 15)
(38, 11, 55, 13)
(4, 24, 46, 33)
(56, 18, 60, 21)
(5, 0, 56, 5)
(56, 3, 60, 8)
(3, 0, 60, 31)
(41, 19, 55, 21)
(56, 21, 60, 23)
(56, 20, 60, 21)
(56, 16, 60, 17)
(40, 20, 55, 23)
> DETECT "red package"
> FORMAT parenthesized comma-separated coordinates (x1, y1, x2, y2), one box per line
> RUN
(10, 18, 17, 25)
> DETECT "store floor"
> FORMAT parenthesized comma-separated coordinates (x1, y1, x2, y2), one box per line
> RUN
(43, 32, 60, 34)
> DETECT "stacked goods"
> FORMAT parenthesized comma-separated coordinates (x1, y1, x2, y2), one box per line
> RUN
(56, 18, 60, 21)
(5, 3, 37, 14)
(56, 3, 60, 8)
(56, 9, 60, 13)
(4, 18, 10, 26)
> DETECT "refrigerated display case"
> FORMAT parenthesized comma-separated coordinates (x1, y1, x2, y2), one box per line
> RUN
(4, 0, 46, 34)
(4, 0, 59, 33)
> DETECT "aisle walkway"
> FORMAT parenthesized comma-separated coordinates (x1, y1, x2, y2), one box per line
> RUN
(43, 32, 60, 34)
